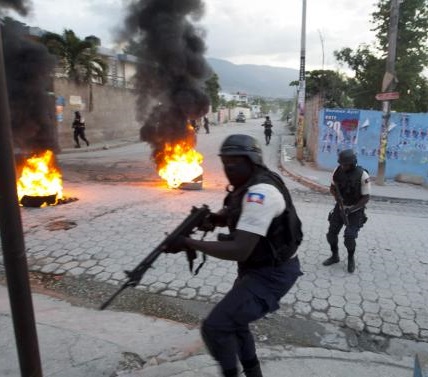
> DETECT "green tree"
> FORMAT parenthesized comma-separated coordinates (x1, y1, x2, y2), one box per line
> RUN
(334, 0, 428, 112)
(41, 29, 107, 84)
(204, 73, 221, 112)
(226, 100, 238, 109)
(305, 70, 352, 108)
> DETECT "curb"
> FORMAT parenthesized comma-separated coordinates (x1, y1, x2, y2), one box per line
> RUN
(58, 139, 140, 155)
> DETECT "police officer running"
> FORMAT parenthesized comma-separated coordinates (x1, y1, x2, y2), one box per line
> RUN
(323, 149, 371, 273)
(72, 111, 90, 148)
(168, 134, 303, 377)
(261, 116, 273, 145)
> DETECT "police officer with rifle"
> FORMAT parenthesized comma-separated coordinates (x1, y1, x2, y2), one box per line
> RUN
(323, 149, 371, 273)
(168, 134, 303, 377)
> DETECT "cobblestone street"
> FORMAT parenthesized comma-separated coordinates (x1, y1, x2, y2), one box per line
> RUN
(5, 119, 428, 345)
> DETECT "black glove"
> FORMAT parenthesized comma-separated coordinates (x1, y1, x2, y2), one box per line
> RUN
(198, 213, 217, 232)
(164, 235, 189, 254)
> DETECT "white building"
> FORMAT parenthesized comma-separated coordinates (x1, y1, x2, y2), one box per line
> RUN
(219, 91, 249, 104)
(97, 47, 138, 89)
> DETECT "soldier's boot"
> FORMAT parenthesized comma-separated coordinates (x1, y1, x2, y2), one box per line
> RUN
(347, 250, 355, 273)
(323, 247, 339, 266)
(243, 360, 263, 377)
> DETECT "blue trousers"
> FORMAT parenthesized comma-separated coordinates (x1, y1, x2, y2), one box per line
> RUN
(201, 257, 302, 372)
(326, 205, 367, 252)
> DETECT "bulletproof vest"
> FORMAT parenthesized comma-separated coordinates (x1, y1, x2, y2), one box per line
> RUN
(223, 169, 302, 268)
(333, 166, 364, 205)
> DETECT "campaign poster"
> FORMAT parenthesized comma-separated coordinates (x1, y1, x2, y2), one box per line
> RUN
(319, 109, 360, 154)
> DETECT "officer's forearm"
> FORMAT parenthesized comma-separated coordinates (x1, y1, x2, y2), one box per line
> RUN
(330, 185, 338, 201)
(185, 231, 259, 262)
(349, 195, 370, 212)
(185, 239, 247, 261)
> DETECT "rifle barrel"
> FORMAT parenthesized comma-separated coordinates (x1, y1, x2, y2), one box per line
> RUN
(98, 205, 211, 310)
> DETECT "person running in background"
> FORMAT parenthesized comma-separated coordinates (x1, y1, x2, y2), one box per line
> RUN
(72, 111, 90, 148)
(261, 116, 273, 145)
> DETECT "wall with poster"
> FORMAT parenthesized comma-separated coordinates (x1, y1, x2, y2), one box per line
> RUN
(317, 108, 428, 183)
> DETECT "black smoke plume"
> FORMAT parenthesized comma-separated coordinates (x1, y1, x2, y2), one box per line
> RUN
(122, 0, 211, 166)
(2, 19, 58, 154)
(0, 0, 31, 16)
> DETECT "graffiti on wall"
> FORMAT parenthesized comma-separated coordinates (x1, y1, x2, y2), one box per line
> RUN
(317, 109, 428, 182)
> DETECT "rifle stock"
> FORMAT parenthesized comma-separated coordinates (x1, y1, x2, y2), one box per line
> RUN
(99, 205, 211, 310)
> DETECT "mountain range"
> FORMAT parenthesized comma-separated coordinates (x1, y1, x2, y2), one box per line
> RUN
(206, 57, 299, 99)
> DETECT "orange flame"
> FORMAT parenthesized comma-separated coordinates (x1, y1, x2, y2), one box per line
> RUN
(157, 125, 203, 188)
(16, 150, 63, 202)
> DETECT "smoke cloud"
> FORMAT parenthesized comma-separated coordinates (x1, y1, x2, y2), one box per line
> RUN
(2, 20, 58, 153)
(0, 0, 31, 16)
(122, 0, 212, 165)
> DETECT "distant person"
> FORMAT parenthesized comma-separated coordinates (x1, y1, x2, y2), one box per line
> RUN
(261, 116, 273, 145)
(203, 116, 210, 134)
(72, 111, 90, 148)
(323, 149, 370, 273)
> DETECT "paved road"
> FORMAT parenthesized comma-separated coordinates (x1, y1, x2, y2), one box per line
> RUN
(5, 117, 428, 346)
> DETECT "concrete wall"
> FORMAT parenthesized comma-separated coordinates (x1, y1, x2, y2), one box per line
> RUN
(54, 79, 140, 149)
(317, 108, 428, 183)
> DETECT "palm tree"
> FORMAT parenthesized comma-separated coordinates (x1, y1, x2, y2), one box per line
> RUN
(41, 29, 108, 111)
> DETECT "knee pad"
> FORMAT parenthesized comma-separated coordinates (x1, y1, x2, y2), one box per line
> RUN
(344, 236, 356, 251)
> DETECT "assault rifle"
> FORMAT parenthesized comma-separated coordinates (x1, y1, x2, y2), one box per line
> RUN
(100, 205, 212, 310)
(333, 181, 350, 226)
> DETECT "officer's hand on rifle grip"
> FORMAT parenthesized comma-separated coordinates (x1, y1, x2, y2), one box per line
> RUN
(165, 235, 190, 253)
(198, 213, 217, 232)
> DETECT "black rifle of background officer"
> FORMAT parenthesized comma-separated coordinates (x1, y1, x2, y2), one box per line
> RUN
(323, 149, 371, 273)
(72, 111, 90, 148)
(167, 134, 303, 377)
(260, 116, 273, 145)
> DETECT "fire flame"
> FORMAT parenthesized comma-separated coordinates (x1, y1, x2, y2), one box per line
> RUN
(157, 140, 203, 188)
(16, 150, 63, 202)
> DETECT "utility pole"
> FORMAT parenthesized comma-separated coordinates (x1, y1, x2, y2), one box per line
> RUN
(296, 0, 306, 161)
(376, 0, 401, 185)
(0, 26, 44, 376)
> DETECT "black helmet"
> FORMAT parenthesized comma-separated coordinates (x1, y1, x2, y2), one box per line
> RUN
(338, 149, 357, 165)
(219, 134, 264, 165)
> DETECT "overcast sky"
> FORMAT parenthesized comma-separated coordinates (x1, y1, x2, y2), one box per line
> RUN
(10, 0, 379, 72)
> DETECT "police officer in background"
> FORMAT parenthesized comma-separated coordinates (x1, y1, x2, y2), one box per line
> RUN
(72, 111, 90, 148)
(170, 134, 303, 377)
(261, 116, 273, 145)
(323, 149, 371, 273)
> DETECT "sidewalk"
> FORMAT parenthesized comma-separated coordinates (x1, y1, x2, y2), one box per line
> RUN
(279, 137, 428, 203)
(0, 285, 415, 377)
